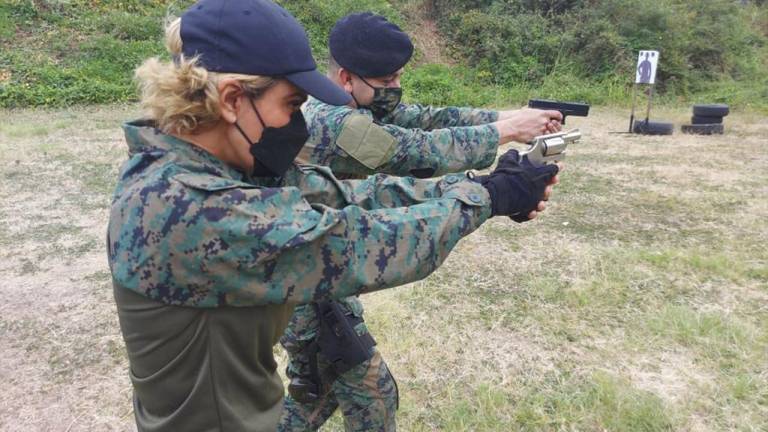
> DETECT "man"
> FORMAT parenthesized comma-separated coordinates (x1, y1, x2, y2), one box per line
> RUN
(279, 12, 563, 431)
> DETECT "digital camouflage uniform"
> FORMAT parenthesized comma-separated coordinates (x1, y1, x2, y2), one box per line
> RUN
(298, 97, 499, 179)
(279, 100, 499, 431)
(108, 120, 492, 431)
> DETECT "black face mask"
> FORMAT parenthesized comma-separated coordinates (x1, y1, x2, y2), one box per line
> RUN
(351, 76, 402, 120)
(235, 98, 309, 178)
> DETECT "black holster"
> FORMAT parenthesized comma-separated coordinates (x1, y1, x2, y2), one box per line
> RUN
(316, 300, 376, 376)
(287, 300, 376, 404)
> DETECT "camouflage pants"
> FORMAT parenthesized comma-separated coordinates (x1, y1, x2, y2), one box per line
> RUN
(278, 299, 398, 432)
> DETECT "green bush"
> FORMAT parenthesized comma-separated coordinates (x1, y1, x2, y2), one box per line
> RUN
(443, 10, 561, 85)
(94, 12, 164, 41)
(0, 9, 15, 39)
(277, 0, 402, 68)
(403, 63, 521, 107)
(402, 63, 631, 109)
(1, 0, 766, 110)
(0, 0, 401, 108)
(433, 0, 768, 109)
(0, 1, 172, 108)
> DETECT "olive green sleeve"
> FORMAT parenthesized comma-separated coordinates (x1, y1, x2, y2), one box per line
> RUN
(335, 114, 397, 170)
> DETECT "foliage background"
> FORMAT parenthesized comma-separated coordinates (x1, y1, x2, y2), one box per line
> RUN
(0, 2, 766, 431)
(0, 0, 766, 111)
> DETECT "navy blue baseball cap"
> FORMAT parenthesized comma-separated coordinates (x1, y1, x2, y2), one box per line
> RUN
(180, 0, 351, 106)
(329, 12, 414, 78)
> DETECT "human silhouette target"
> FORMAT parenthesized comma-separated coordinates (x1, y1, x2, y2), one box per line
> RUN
(635, 50, 659, 84)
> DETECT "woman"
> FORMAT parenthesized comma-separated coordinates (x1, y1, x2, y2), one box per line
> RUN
(107, 1, 560, 430)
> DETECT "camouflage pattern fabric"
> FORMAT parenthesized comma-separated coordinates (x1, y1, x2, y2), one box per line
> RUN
(107, 119, 492, 308)
(280, 296, 395, 431)
(281, 296, 367, 362)
(382, 101, 498, 130)
(282, 100, 502, 431)
(278, 350, 397, 432)
(298, 98, 500, 178)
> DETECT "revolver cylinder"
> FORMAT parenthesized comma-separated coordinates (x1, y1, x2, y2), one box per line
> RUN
(520, 129, 581, 165)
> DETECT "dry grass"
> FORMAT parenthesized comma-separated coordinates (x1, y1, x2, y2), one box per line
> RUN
(0, 105, 766, 431)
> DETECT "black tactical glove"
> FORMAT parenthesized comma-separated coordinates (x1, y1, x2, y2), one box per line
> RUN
(475, 149, 559, 222)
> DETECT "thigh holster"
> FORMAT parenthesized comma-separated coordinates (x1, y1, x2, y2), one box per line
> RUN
(287, 300, 376, 404)
(317, 300, 376, 376)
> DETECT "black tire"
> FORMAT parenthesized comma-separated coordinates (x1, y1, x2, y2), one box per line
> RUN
(692, 115, 723, 125)
(693, 104, 729, 117)
(681, 124, 724, 135)
(633, 120, 674, 136)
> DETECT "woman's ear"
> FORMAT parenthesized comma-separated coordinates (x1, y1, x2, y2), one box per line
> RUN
(218, 79, 243, 124)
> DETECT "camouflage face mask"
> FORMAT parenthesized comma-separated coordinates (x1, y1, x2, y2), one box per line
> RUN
(353, 76, 402, 120)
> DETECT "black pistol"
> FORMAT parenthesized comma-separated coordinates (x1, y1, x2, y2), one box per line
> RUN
(528, 99, 590, 124)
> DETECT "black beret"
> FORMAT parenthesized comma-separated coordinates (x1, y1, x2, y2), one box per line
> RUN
(329, 12, 414, 77)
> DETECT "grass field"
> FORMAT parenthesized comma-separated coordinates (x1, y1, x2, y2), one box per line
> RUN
(0, 105, 766, 431)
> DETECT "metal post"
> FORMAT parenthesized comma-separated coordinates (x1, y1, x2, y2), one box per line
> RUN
(628, 83, 638, 133)
(644, 83, 655, 122)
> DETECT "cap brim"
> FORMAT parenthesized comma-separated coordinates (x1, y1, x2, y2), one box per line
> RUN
(285, 69, 351, 106)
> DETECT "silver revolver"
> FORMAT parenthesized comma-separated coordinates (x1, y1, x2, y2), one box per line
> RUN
(519, 129, 581, 165)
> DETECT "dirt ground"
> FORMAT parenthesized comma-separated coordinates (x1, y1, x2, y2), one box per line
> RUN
(0, 105, 766, 431)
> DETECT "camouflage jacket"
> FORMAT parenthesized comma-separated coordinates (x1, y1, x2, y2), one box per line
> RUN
(107, 120, 492, 308)
(298, 98, 500, 179)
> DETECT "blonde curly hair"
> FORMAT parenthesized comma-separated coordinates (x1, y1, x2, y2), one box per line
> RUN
(134, 17, 277, 134)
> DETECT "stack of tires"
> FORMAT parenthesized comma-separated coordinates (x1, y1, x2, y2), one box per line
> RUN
(682, 104, 728, 135)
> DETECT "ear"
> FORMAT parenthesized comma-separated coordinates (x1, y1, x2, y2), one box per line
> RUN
(338, 68, 354, 93)
(218, 79, 244, 124)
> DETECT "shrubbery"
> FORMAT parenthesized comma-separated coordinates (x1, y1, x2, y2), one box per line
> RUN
(0, 0, 766, 110)
(430, 0, 768, 108)
(0, 0, 399, 108)
(0, 0, 177, 107)
(278, 0, 402, 67)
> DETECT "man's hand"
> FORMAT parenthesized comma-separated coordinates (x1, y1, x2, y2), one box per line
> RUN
(525, 168, 560, 220)
(495, 108, 563, 144)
